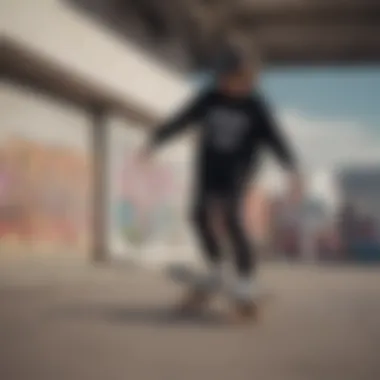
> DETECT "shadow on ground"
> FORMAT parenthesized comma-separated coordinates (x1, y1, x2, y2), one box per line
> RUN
(47, 303, 233, 328)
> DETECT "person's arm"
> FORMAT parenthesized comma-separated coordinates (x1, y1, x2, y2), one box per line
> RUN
(256, 96, 303, 202)
(148, 89, 212, 150)
(257, 96, 297, 171)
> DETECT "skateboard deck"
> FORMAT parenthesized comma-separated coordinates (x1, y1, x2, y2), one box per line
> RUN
(167, 264, 274, 324)
(168, 264, 273, 297)
(168, 264, 221, 288)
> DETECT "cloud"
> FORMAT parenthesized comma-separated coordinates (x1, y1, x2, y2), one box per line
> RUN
(258, 108, 380, 197)
(279, 109, 380, 171)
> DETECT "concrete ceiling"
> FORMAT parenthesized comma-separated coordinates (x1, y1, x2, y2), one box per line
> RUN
(65, 0, 380, 72)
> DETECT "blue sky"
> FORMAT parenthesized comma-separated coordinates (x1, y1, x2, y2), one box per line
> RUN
(261, 67, 380, 130)
(262, 67, 380, 201)
(261, 67, 380, 170)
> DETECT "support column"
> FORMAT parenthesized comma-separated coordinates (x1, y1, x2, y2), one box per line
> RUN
(91, 107, 108, 263)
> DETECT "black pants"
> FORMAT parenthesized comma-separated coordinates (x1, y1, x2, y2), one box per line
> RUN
(192, 182, 255, 277)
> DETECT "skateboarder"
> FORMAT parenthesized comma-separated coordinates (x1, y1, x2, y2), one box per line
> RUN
(139, 45, 302, 321)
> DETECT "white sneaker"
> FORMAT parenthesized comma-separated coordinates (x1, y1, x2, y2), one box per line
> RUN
(230, 276, 263, 303)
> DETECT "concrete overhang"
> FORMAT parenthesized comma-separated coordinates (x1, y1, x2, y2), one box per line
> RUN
(64, 0, 380, 71)
(0, 36, 158, 125)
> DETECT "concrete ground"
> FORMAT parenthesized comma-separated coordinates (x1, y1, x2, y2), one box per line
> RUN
(1, 259, 380, 380)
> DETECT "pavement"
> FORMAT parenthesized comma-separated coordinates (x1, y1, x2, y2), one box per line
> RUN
(1, 259, 380, 380)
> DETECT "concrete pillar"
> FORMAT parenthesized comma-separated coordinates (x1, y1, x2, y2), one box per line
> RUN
(91, 107, 108, 262)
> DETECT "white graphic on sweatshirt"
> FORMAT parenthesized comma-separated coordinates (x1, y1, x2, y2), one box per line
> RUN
(206, 107, 250, 152)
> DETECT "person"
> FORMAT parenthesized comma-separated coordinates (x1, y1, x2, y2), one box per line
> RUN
(139, 45, 302, 321)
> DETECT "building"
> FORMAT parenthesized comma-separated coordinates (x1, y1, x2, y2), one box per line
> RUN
(270, 192, 334, 262)
(337, 168, 380, 235)
(336, 167, 380, 262)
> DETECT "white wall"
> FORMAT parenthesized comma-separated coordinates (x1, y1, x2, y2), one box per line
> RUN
(0, 0, 192, 117)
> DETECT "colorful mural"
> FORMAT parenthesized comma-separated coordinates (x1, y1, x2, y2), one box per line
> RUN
(0, 136, 90, 256)
(112, 153, 182, 248)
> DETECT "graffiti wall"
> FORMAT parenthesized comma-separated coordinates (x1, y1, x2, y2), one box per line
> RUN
(108, 116, 193, 262)
(0, 84, 193, 263)
(0, 84, 91, 257)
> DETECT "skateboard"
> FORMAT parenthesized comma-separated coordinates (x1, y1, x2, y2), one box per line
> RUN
(167, 264, 273, 324)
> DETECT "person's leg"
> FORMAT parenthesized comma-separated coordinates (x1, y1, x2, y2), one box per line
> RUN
(191, 188, 226, 291)
(176, 190, 223, 312)
(223, 190, 255, 277)
(221, 187, 262, 319)
(192, 190, 222, 267)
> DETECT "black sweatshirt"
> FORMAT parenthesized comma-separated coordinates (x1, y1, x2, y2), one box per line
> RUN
(150, 87, 297, 192)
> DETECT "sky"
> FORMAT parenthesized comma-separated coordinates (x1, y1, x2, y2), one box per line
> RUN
(261, 67, 380, 203)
